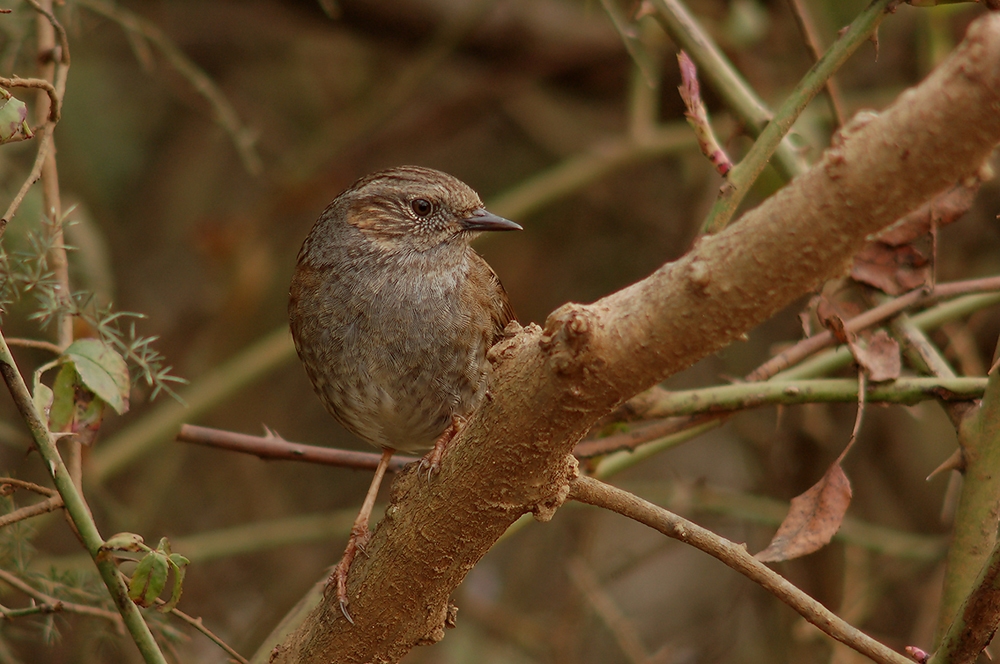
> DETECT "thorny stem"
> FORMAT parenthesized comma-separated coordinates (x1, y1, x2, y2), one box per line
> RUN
(933, 341, 1000, 648)
(27, 0, 80, 489)
(701, 0, 895, 233)
(786, 0, 846, 126)
(647, 0, 809, 180)
(0, 331, 168, 664)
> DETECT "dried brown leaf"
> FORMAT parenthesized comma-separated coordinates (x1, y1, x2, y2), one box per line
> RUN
(755, 463, 852, 562)
(877, 178, 981, 246)
(848, 329, 901, 382)
(851, 242, 930, 295)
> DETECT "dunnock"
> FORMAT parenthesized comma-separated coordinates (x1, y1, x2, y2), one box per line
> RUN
(288, 165, 521, 621)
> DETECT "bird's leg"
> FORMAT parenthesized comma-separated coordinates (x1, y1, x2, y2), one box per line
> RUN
(419, 414, 465, 479)
(330, 447, 394, 624)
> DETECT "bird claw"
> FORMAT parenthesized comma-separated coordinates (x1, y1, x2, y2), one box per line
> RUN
(339, 597, 354, 625)
(327, 559, 355, 624)
(418, 415, 464, 480)
(418, 456, 441, 481)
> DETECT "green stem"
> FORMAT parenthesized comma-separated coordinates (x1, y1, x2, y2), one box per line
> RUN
(648, 0, 809, 180)
(934, 345, 1000, 647)
(0, 331, 167, 664)
(599, 291, 1000, 477)
(931, 535, 1000, 664)
(701, 0, 895, 233)
(641, 376, 984, 418)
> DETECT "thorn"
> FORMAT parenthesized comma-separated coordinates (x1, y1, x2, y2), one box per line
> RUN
(262, 424, 287, 442)
(927, 448, 965, 481)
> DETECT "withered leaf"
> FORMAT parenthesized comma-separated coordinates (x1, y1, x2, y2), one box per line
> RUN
(848, 329, 901, 382)
(755, 463, 852, 563)
(851, 242, 930, 295)
(876, 179, 981, 246)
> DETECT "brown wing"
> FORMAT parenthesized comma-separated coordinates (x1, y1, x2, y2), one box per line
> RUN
(468, 249, 516, 346)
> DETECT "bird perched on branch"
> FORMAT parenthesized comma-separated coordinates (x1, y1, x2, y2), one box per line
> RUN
(288, 165, 521, 621)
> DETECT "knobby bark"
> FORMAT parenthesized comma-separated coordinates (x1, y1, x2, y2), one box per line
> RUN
(268, 14, 1000, 664)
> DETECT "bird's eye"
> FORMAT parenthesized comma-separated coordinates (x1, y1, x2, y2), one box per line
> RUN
(411, 198, 433, 217)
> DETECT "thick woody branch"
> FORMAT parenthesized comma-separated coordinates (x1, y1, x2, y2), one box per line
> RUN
(267, 14, 1000, 664)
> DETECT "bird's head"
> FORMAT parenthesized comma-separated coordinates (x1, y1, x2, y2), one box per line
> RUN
(339, 165, 521, 254)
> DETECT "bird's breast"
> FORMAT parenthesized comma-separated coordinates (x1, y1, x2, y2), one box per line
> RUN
(290, 250, 492, 452)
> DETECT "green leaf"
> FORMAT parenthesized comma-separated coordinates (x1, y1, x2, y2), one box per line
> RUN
(32, 381, 53, 420)
(0, 95, 30, 143)
(47, 363, 78, 432)
(63, 339, 130, 415)
(161, 552, 190, 613)
(128, 550, 168, 608)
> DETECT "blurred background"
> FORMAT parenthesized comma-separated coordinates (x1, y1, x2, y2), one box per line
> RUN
(0, 0, 998, 662)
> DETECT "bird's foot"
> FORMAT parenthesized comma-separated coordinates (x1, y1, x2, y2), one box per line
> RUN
(329, 514, 375, 624)
(418, 415, 465, 480)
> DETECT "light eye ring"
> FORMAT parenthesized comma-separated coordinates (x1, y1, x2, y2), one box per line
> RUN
(410, 198, 434, 217)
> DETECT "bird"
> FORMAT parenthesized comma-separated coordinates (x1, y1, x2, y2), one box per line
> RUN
(288, 165, 521, 622)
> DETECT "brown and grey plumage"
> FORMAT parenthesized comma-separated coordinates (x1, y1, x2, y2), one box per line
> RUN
(288, 165, 520, 621)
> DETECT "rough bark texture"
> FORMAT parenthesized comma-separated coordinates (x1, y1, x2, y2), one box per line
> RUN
(268, 14, 1000, 664)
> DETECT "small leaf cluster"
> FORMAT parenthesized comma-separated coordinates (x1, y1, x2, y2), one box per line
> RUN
(101, 534, 190, 613)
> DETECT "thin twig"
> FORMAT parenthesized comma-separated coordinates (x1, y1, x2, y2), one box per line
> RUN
(29, 0, 76, 494)
(4, 337, 63, 354)
(0, 477, 65, 528)
(747, 276, 1000, 383)
(0, 567, 123, 625)
(838, 370, 865, 463)
(176, 424, 418, 472)
(583, 287, 1000, 473)
(0, 494, 64, 528)
(569, 475, 913, 664)
(0, 76, 59, 122)
(748, 286, 928, 381)
(21, 0, 70, 67)
(786, 0, 846, 126)
(0, 123, 53, 234)
(647, 0, 808, 180)
(161, 602, 249, 664)
(576, 376, 986, 458)
(0, 477, 57, 497)
(76, 0, 262, 175)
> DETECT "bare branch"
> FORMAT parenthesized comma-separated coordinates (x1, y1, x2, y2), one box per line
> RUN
(176, 424, 417, 472)
(569, 476, 912, 664)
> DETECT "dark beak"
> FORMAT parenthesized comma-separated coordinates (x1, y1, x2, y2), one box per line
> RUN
(461, 208, 522, 232)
